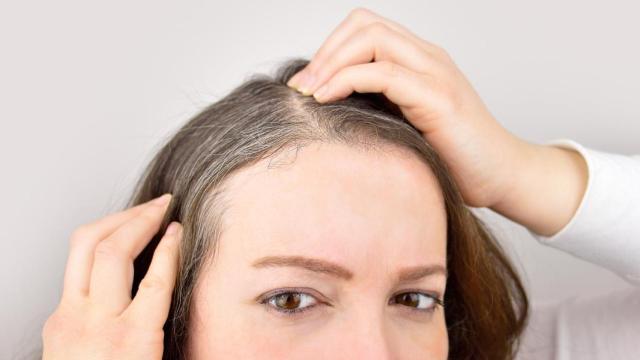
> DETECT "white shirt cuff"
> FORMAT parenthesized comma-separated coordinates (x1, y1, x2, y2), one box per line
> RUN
(527, 138, 640, 285)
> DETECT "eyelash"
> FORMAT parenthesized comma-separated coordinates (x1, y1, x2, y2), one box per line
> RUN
(257, 288, 444, 318)
(257, 287, 326, 316)
(388, 289, 445, 314)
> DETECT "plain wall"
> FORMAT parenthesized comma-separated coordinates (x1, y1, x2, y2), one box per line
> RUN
(2, 0, 639, 357)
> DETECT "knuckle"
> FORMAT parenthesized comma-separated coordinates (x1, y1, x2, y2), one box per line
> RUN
(42, 309, 76, 341)
(432, 44, 450, 58)
(139, 273, 169, 293)
(42, 314, 60, 338)
(439, 85, 463, 113)
(381, 61, 401, 78)
(155, 245, 176, 265)
(365, 21, 390, 37)
(94, 240, 124, 260)
(348, 7, 374, 22)
(69, 225, 92, 246)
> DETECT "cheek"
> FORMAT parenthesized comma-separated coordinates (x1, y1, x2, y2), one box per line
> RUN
(405, 311, 449, 359)
(188, 296, 450, 360)
(187, 263, 449, 359)
(187, 262, 317, 358)
(187, 264, 263, 358)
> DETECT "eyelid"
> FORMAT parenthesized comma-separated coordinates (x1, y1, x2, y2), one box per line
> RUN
(256, 287, 333, 318)
(256, 288, 445, 319)
(255, 287, 332, 305)
(389, 289, 445, 309)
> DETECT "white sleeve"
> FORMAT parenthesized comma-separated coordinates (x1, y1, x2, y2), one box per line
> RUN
(517, 138, 640, 359)
(529, 138, 640, 285)
(518, 286, 640, 359)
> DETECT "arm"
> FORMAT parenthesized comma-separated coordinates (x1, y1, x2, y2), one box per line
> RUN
(490, 139, 590, 237)
(493, 138, 640, 285)
(288, 8, 640, 358)
(512, 141, 640, 358)
(286, 7, 640, 284)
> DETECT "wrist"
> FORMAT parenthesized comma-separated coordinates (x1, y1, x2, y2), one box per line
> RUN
(490, 140, 588, 236)
(485, 129, 536, 209)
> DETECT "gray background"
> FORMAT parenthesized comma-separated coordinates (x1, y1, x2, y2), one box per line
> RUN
(1, 0, 638, 357)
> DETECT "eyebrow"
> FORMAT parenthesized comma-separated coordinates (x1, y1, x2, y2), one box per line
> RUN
(252, 255, 354, 280)
(251, 255, 447, 282)
(397, 264, 448, 283)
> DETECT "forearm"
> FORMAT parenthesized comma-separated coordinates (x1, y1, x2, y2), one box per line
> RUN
(490, 139, 589, 237)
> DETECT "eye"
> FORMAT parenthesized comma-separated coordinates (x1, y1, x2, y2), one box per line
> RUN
(389, 291, 444, 312)
(259, 289, 321, 315)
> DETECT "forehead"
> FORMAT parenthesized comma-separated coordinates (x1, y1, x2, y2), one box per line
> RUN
(216, 141, 447, 269)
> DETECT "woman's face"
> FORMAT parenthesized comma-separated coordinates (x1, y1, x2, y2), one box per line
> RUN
(188, 142, 448, 359)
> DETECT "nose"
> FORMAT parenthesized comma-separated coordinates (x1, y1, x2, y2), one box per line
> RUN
(336, 313, 394, 360)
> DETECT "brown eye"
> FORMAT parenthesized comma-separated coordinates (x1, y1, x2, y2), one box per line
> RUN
(396, 293, 420, 307)
(274, 293, 301, 309)
(390, 292, 438, 310)
(265, 292, 318, 313)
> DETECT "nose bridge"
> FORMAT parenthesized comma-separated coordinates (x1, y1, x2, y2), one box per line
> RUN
(339, 305, 395, 360)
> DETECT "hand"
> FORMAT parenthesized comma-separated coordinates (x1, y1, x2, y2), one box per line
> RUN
(42, 194, 181, 360)
(287, 7, 527, 208)
(287, 7, 588, 236)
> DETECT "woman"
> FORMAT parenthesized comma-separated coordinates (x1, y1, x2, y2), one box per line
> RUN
(41, 8, 640, 360)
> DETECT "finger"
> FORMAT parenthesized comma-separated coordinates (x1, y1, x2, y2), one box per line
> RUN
(288, 7, 440, 88)
(62, 194, 172, 301)
(89, 195, 173, 315)
(312, 61, 444, 131)
(300, 22, 440, 96)
(123, 222, 182, 328)
(288, 7, 436, 86)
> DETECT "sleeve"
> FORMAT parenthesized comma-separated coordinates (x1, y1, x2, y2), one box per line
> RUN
(518, 286, 640, 359)
(516, 139, 640, 359)
(527, 138, 640, 286)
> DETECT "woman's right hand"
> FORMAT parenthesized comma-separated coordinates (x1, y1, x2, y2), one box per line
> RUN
(42, 193, 181, 360)
(289, 7, 588, 236)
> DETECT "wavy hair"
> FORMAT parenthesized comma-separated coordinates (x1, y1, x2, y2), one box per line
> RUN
(127, 58, 529, 359)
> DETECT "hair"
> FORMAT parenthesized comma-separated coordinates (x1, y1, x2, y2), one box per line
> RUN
(127, 58, 529, 359)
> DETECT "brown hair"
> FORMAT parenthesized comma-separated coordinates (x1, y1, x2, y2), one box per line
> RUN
(127, 58, 529, 359)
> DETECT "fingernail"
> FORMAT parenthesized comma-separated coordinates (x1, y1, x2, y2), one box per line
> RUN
(287, 71, 302, 88)
(298, 72, 317, 96)
(313, 84, 330, 102)
(166, 221, 180, 235)
(151, 193, 172, 206)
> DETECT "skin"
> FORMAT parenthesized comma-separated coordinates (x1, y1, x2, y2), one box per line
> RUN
(288, 7, 587, 237)
(42, 194, 181, 359)
(188, 142, 448, 359)
(42, 7, 588, 359)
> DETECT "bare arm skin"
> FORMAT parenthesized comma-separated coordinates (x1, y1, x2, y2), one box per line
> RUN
(43, 7, 591, 359)
(490, 139, 589, 237)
